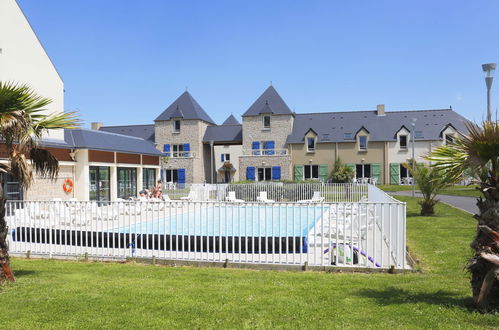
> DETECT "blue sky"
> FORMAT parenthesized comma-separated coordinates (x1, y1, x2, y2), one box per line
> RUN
(18, 0, 499, 127)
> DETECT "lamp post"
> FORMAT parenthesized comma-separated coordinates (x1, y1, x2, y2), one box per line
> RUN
(482, 63, 496, 122)
(210, 141, 214, 184)
(411, 118, 417, 197)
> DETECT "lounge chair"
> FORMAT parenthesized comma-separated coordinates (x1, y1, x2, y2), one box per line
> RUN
(226, 191, 244, 203)
(180, 190, 195, 201)
(256, 191, 274, 203)
(297, 191, 324, 203)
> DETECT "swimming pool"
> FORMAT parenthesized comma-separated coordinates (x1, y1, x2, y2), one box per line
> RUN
(116, 204, 328, 237)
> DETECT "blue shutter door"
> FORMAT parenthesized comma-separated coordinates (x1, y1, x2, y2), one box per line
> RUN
(267, 141, 275, 155)
(272, 166, 281, 180)
(178, 168, 186, 184)
(246, 167, 256, 180)
(221, 154, 224, 162)
(163, 144, 171, 156)
(183, 143, 190, 157)
(252, 141, 260, 155)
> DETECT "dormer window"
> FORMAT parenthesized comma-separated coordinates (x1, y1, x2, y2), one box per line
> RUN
(415, 131, 424, 139)
(359, 136, 368, 150)
(445, 134, 455, 144)
(307, 137, 316, 152)
(173, 120, 181, 133)
(400, 135, 408, 149)
(263, 115, 271, 129)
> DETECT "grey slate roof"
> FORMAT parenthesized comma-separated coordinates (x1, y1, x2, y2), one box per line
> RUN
(203, 125, 242, 143)
(99, 124, 155, 142)
(222, 114, 240, 125)
(287, 109, 469, 144)
(154, 91, 215, 124)
(39, 129, 161, 156)
(242, 86, 294, 117)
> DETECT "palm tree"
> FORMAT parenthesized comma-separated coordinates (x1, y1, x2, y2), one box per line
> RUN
(427, 121, 499, 311)
(0, 82, 79, 282)
(404, 162, 454, 216)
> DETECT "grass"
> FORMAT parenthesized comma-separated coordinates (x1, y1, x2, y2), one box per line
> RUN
(2, 197, 497, 329)
(378, 184, 481, 197)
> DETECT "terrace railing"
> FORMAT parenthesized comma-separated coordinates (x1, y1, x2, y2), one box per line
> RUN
(163, 182, 369, 203)
(6, 189, 407, 270)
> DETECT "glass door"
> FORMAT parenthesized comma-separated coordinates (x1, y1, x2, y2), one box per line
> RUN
(89, 166, 110, 201)
(117, 167, 137, 199)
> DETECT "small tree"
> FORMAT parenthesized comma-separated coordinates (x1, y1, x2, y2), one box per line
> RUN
(405, 162, 454, 216)
(0, 82, 78, 281)
(330, 158, 354, 183)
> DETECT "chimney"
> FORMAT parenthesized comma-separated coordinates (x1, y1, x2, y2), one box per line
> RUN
(91, 122, 103, 130)
(376, 104, 385, 116)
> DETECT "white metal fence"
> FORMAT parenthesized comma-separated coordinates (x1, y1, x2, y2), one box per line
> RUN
(165, 183, 369, 203)
(6, 185, 407, 269)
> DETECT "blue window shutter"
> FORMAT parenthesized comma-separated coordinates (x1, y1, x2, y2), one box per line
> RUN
(183, 143, 190, 157)
(163, 144, 171, 156)
(267, 141, 275, 155)
(246, 167, 255, 180)
(221, 154, 224, 162)
(252, 141, 260, 155)
(178, 168, 185, 184)
(272, 166, 281, 180)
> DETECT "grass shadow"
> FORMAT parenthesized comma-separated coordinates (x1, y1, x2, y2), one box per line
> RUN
(356, 287, 474, 310)
(13, 269, 36, 278)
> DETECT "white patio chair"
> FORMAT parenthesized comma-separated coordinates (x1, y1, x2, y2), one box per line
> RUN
(180, 190, 196, 201)
(297, 191, 325, 203)
(256, 191, 275, 203)
(226, 191, 244, 203)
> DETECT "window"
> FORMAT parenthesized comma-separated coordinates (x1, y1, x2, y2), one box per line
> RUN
(252, 141, 275, 155)
(400, 164, 413, 179)
(117, 167, 137, 199)
(359, 136, 368, 150)
(263, 115, 271, 129)
(356, 164, 371, 178)
(304, 165, 319, 180)
(221, 153, 230, 162)
(89, 166, 110, 201)
(415, 131, 424, 139)
(445, 134, 455, 144)
(173, 120, 181, 133)
(165, 169, 179, 183)
(142, 168, 156, 190)
(1, 173, 23, 201)
(307, 137, 315, 152)
(400, 135, 408, 149)
(171, 144, 187, 157)
(257, 167, 272, 181)
(343, 133, 353, 140)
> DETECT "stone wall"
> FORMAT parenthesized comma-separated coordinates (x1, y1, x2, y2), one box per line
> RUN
(155, 119, 212, 183)
(25, 165, 75, 200)
(242, 114, 294, 153)
(239, 155, 292, 181)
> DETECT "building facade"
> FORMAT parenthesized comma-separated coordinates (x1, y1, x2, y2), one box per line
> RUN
(102, 86, 469, 185)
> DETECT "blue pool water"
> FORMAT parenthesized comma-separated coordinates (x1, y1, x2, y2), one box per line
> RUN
(115, 205, 327, 237)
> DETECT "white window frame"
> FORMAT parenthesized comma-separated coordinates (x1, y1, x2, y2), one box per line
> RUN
(263, 115, 271, 129)
(399, 135, 408, 149)
(445, 134, 455, 144)
(358, 135, 368, 151)
(165, 169, 179, 183)
(256, 167, 272, 181)
(223, 153, 230, 161)
(304, 165, 320, 180)
(306, 137, 316, 152)
(172, 144, 184, 158)
(173, 120, 181, 133)
(355, 164, 371, 179)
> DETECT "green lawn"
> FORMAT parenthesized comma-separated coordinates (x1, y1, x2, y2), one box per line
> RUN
(378, 184, 481, 198)
(2, 197, 497, 329)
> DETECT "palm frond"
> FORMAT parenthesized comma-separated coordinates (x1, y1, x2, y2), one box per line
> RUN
(29, 148, 59, 180)
(30, 111, 80, 139)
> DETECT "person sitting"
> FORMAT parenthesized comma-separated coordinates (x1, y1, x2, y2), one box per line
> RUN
(152, 180, 163, 199)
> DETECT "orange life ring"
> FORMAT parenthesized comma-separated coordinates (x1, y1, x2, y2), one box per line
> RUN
(63, 178, 73, 193)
